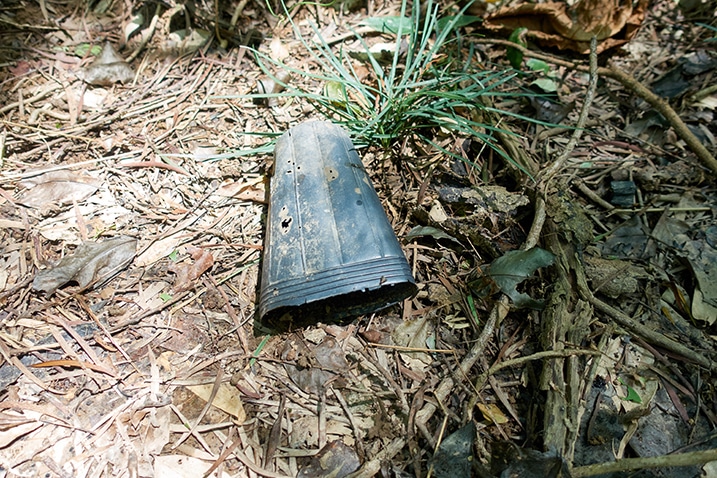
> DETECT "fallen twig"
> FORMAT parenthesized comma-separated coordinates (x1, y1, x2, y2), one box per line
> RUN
(475, 38, 717, 176)
(572, 448, 717, 477)
(539, 36, 600, 185)
(588, 294, 715, 371)
(120, 160, 190, 176)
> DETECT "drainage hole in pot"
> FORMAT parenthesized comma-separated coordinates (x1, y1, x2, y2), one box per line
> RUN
(325, 167, 338, 181)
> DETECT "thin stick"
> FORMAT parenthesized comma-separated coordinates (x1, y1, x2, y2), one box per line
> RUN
(606, 63, 717, 175)
(539, 36, 599, 185)
(588, 295, 715, 371)
(474, 38, 717, 176)
(572, 448, 717, 477)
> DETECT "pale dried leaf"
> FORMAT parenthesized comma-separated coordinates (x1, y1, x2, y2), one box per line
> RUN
(154, 455, 232, 478)
(17, 171, 100, 209)
(696, 95, 717, 109)
(270, 36, 290, 61)
(0, 269, 7, 291)
(80, 42, 134, 86)
(135, 231, 184, 267)
(186, 383, 246, 422)
(391, 316, 432, 371)
(0, 421, 42, 447)
(692, 287, 717, 325)
(0, 219, 25, 229)
(216, 179, 267, 203)
(124, 11, 144, 42)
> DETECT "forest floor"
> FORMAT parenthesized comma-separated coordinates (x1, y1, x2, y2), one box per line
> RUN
(0, 0, 716, 477)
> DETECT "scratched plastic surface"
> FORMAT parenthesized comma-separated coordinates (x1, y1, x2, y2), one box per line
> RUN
(257, 120, 416, 329)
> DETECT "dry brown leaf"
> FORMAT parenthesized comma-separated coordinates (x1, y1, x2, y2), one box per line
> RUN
(216, 179, 267, 203)
(477, 403, 510, 426)
(186, 383, 246, 422)
(32, 236, 137, 294)
(297, 440, 361, 478)
(168, 246, 214, 293)
(282, 336, 349, 396)
(391, 316, 433, 373)
(483, 0, 649, 53)
(16, 171, 101, 209)
(30, 359, 117, 377)
(291, 416, 353, 448)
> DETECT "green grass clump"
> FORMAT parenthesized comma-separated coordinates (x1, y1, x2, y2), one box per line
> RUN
(241, 0, 530, 171)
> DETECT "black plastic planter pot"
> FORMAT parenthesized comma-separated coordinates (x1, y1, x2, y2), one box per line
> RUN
(257, 120, 416, 329)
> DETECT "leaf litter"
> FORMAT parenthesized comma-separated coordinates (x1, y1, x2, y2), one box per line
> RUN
(32, 236, 137, 294)
(0, 0, 716, 476)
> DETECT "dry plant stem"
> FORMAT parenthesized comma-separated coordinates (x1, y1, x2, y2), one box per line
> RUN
(121, 160, 190, 175)
(204, 430, 242, 478)
(475, 38, 717, 176)
(605, 63, 717, 175)
(588, 295, 715, 371)
(0, 149, 141, 183)
(322, 26, 376, 46)
(540, 36, 599, 185)
(0, 84, 61, 115)
(691, 83, 717, 103)
(536, 40, 599, 458)
(346, 298, 507, 476)
(575, 178, 615, 211)
(358, 347, 410, 414)
(540, 234, 593, 461)
(333, 387, 366, 459)
(523, 196, 546, 250)
(415, 297, 508, 427)
(572, 448, 717, 477)
(487, 349, 600, 376)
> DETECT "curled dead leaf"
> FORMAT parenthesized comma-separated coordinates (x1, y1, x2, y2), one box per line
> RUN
(32, 236, 137, 295)
(253, 70, 291, 107)
(168, 246, 214, 293)
(484, 0, 649, 53)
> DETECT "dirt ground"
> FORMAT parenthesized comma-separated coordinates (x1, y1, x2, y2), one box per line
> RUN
(0, 0, 716, 477)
